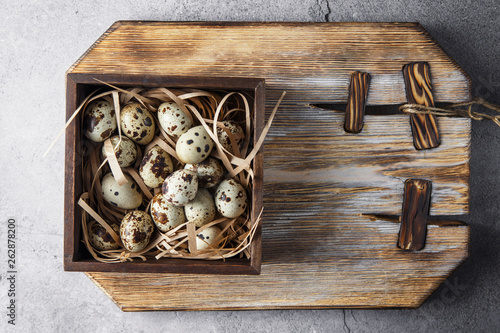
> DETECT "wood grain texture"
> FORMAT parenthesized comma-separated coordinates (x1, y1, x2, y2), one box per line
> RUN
(86, 220, 469, 311)
(263, 107, 469, 216)
(70, 21, 470, 105)
(345, 72, 371, 133)
(86, 113, 471, 311)
(403, 62, 441, 149)
(69, 21, 472, 310)
(398, 179, 432, 251)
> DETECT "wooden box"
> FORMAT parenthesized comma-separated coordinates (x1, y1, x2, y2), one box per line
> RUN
(64, 73, 265, 274)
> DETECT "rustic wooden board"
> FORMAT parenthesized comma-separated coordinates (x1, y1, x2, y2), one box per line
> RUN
(69, 21, 471, 310)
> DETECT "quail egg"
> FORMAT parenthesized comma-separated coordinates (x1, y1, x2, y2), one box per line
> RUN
(139, 146, 174, 188)
(215, 179, 248, 218)
(150, 193, 186, 233)
(120, 210, 155, 252)
(217, 120, 245, 152)
(184, 188, 216, 227)
(196, 226, 222, 251)
(184, 158, 224, 188)
(161, 169, 198, 206)
(87, 220, 121, 251)
(120, 102, 156, 145)
(101, 172, 143, 209)
(83, 99, 116, 142)
(157, 101, 193, 138)
(176, 126, 214, 164)
(101, 135, 137, 167)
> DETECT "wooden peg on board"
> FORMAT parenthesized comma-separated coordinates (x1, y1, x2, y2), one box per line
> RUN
(344, 71, 371, 133)
(402, 62, 440, 150)
(398, 179, 432, 251)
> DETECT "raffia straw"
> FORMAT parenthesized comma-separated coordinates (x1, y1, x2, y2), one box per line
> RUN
(400, 97, 500, 126)
(69, 81, 283, 263)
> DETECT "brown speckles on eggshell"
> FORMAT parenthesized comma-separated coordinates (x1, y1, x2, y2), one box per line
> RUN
(83, 100, 116, 142)
(100, 128, 114, 139)
(184, 158, 223, 188)
(184, 188, 215, 227)
(176, 126, 214, 164)
(181, 172, 193, 183)
(217, 120, 245, 152)
(215, 179, 248, 218)
(88, 221, 120, 251)
(120, 210, 154, 252)
(162, 169, 198, 206)
(157, 101, 193, 137)
(196, 226, 222, 251)
(150, 193, 185, 232)
(120, 103, 155, 145)
(101, 173, 142, 209)
(139, 146, 173, 188)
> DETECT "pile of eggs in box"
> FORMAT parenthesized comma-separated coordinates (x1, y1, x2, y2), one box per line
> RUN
(83, 99, 248, 253)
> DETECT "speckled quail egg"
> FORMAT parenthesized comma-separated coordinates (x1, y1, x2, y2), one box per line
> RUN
(215, 179, 248, 218)
(196, 226, 222, 251)
(184, 188, 216, 227)
(120, 210, 154, 253)
(101, 135, 137, 167)
(157, 101, 193, 138)
(217, 120, 245, 152)
(87, 220, 121, 251)
(101, 172, 143, 209)
(150, 193, 186, 233)
(139, 146, 174, 188)
(184, 158, 224, 188)
(176, 126, 214, 164)
(83, 99, 117, 142)
(162, 169, 198, 206)
(120, 102, 155, 145)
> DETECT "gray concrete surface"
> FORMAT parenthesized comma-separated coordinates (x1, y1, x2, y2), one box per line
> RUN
(1, 0, 499, 332)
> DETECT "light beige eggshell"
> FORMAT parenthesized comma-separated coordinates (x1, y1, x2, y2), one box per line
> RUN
(101, 173, 143, 209)
(87, 220, 121, 251)
(217, 120, 245, 152)
(215, 179, 248, 218)
(196, 226, 222, 251)
(184, 188, 216, 227)
(101, 135, 137, 167)
(120, 210, 154, 253)
(161, 169, 198, 206)
(120, 103, 156, 145)
(184, 157, 224, 188)
(157, 101, 193, 137)
(83, 100, 117, 142)
(139, 146, 174, 188)
(176, 126, 214, 164)
(150, 193, 186, 232)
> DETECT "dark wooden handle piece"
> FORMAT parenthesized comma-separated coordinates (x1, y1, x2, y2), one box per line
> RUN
(403, 62, 440, 150)
(398, 179, 432, 251)
(344, 71, 371, 133)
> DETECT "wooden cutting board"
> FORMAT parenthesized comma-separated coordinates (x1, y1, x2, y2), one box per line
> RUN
(69, 21, 470, 311)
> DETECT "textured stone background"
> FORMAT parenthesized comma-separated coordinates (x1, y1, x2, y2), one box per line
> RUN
(0, 0, 499, 332)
